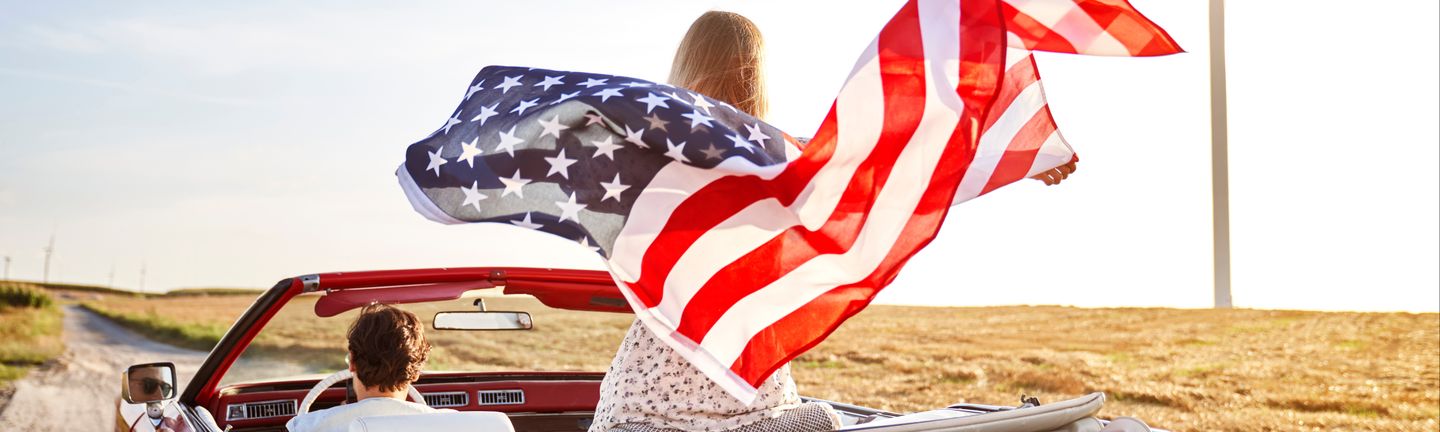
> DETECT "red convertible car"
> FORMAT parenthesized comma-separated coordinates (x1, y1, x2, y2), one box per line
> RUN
(116, 267, 1157, 432)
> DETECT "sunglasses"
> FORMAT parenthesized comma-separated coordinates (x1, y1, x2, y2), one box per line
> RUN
(139, 377, 174, 395)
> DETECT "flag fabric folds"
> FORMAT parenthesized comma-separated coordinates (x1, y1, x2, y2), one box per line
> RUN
(1000, 0, 1183, 56)
(397, 0, 1179, 403)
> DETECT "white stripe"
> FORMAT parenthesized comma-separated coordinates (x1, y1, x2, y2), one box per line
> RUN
(1003, 0, 1130, 56)
(396, 165, 465, 224)
(953, 81, 1046, 202)
(697, 0, 965, 367)
(645, 41, 891, 326)
(1025, 131, 1074, 177)
(1005, 48, 1031, 70)
(792, 39, 887, 231)
(1024, 63, 1076, 177)
(607, 157, 786, 285)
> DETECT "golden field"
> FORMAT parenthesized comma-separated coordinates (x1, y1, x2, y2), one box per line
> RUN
(85, 292, 1438, 431)
(0, 283, 62, 386)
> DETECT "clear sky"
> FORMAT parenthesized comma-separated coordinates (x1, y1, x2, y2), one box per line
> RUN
(1, 0, 1435, 312)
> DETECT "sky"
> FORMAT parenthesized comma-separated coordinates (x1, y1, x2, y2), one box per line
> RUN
(0, 0, 1435, 312)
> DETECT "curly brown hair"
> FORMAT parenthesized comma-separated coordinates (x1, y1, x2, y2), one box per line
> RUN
(347, 303, 431, 393)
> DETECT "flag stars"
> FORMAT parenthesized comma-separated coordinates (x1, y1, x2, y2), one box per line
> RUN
(744, 123, 772, 145)
(495, 125, 525, 157)
(554, 192, 587, 223)
(510, 98, 540, 115)
(690, 94, 716, 114)
(664, 139, 690, 163)
(457, 137, 484, 168)
(425, 149, 447, 177)
(600, 173, 630, 202)
(590, 136, 622, 160)
(551, 91, 580, 105)
(698, 143, 725, 161)
(510, 212, 543, 230)
(499, 170, 530, 198)
(593, 87, 624, 102)
(623, 125, 648, 149)
(584, 113, 605, 126)
(534, 75, 566, 91)
(579, 78, 609, 88)
(644, 113, 669, 132)
(460, 181, 487, 212)
(544, 149, 578, 179)
(464, 80, 485, 100)
(636, 93, 671, 113)
(681, 110, 715, 129)
(623, 82, 650, 88)
(440, 110, 463, 135)
(537, 115, 569, 139)
(727, 132, 756, 152)
(495, 75, 523, 93)
(470, 103, 499, 125)
(577, 237, 600, 254)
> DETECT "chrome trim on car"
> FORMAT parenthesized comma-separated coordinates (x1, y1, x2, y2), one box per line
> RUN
(300, 274, 321, 292)
(225, 398, 297, 421)
(476, 389, 525, 406)
(423, 391, 470, 408)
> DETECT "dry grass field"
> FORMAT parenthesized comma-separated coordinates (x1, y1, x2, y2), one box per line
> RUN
(0, 283, 62, 384)
(85, 292, 1438, 431)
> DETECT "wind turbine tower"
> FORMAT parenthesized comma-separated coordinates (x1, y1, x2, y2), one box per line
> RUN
(42, 234, 55, 284)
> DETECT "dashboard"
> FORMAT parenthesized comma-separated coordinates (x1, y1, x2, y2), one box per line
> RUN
(209, 372, 605, 432)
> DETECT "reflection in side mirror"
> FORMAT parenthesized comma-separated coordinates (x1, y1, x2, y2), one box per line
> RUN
(433, 311, 533, 331)
(122, 362, 177, 404)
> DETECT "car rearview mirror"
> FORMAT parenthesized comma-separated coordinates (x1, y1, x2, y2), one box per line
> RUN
(433, 311, 533, 331)
(122, 362, 177, 404)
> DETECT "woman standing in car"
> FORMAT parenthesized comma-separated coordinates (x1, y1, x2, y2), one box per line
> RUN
(589, 11, 843, 432)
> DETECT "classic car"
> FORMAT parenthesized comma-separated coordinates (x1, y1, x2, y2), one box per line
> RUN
(116, 267, 1161, 432)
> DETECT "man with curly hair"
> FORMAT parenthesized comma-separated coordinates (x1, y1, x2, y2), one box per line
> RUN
(287, 303, 443, 432)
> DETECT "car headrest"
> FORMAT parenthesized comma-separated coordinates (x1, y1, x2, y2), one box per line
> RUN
(348, 411, 515, 432)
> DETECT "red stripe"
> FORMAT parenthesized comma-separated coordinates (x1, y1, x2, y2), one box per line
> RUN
(674, 1, 930, 344)
(629, 0, 929, 310)
(1075, 0, 1184, 56)
(626, 106, 839, 308)
(981, 53, 1039, 133)
(999, 3, 1079, 54)
(980, 106, 1056, 195)
(726, 0, 1008, 387)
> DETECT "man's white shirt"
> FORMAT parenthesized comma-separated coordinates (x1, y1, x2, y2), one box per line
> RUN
(286, 397, 448, 432)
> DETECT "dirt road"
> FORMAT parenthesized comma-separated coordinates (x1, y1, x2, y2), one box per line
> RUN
(0, 305, 304, 431)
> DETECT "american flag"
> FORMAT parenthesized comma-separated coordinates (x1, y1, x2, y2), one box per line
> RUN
(398, 0, 1180, 402)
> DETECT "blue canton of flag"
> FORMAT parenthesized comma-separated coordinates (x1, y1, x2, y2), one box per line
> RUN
(398, 66, 795, 258)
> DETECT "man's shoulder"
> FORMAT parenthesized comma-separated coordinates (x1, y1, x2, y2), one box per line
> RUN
(286, 398, 442, 432)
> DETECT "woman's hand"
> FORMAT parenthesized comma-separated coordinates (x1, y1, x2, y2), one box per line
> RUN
(1030, 161, 1077, 186)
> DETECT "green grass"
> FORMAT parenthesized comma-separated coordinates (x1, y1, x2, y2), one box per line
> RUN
(80, 302, 228, 351)
(0, 284, 63, 386)
(0, 282, 55, 309)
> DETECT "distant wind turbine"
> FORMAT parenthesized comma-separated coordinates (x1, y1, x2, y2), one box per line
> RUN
(42, 233, 55, 284)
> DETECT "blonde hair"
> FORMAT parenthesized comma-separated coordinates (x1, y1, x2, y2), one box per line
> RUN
(668, 11, 769, 120)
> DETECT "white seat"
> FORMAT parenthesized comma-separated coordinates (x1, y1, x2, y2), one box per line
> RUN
(348, 411, 515, 432)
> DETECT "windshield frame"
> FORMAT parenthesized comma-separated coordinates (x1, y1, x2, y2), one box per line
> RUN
(179, 267, 628, 407)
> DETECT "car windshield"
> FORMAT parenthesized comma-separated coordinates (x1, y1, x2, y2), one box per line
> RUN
(219, 291, 633, 387)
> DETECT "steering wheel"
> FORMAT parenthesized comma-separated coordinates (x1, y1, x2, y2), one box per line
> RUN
(298, 370, 427, 413)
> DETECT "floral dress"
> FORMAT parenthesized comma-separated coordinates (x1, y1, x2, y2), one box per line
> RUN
(589, 320, 803, 432)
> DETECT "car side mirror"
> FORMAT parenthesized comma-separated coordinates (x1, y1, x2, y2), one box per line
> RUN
(433, 311, 533, 330)
(122, 362, 177, 404)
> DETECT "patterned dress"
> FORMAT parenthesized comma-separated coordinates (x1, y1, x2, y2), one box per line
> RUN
(590, 320, 806, 432)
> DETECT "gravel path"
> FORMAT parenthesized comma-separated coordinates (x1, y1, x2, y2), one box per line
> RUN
(0, 305, 304, 431)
